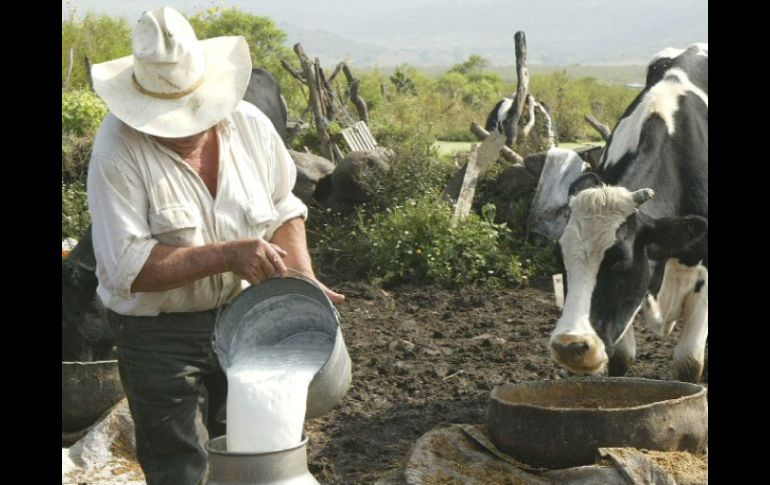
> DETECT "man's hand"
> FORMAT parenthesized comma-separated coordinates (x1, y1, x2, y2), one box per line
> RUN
(223, 238, 288, 285)
(316, 280, 345, 305)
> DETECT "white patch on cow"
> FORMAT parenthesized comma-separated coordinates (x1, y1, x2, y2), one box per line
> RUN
(674, 267, 708, 379)
(693, 43, 708, 56)
(528, 148, 586, 241)
(552, 186, 638, 342)
(643, 258, 703, 337)
(603, 68, 708, 167)
(496, 98, 514, 127)
(650, 47, 686, 63)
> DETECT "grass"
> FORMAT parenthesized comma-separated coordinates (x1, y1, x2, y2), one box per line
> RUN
(433, 140, 605, 162)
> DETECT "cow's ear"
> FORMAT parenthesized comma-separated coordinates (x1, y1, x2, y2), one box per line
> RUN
(568, 172, 603, 197)
(640, 215, 708, 251)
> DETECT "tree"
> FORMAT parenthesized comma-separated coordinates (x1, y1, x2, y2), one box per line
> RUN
(188, 7, 303, 115)
(390, 69, 417, 96)
(449, 54, 489, 76)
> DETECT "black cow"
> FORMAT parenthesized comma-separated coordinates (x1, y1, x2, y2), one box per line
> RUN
(62, 68, 291, 361)
(549, 43, 708, 383)
(62, 229, 114, 361)
(242, 67, 289, 143)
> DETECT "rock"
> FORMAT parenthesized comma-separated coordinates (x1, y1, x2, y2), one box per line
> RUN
(288, 150, 335, 205)
(524, 151, 549, 177)
(63, 398, 144, 483)
(331, 151, 390, 204)
(495, 164, 537, 197)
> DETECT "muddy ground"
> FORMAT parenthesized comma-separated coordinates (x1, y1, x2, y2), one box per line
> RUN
(304, 277, 707, 484)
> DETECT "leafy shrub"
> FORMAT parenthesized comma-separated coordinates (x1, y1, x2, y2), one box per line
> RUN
(62, 89, 107, 137)
(62, 12, 132, 89)
(354, 194, 527, 288)
(62, 182, 90, 239)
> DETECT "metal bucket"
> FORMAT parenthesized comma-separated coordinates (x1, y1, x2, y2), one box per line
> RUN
(214, 276, 352, 418)
(205, 435, 319, 485)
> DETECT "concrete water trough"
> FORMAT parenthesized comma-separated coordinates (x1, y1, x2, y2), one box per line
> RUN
(487, 377, 708, 469)
(62, 360, 125, 434)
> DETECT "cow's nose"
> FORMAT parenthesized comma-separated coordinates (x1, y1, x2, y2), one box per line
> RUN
(552, 340, 590, 360)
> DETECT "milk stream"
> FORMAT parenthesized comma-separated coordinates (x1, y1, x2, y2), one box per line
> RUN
(226, 332, 332, 452)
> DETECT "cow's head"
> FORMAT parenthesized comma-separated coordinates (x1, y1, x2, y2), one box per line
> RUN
(550, 173, 707, 374)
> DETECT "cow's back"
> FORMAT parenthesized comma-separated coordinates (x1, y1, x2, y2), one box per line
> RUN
(242, 68, 289, 143)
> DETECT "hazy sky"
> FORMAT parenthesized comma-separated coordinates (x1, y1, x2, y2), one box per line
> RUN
(62, 0, 708, 66)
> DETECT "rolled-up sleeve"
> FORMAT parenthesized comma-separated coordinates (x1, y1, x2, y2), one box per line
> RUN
(264, 129, 308, 240)
(87, 152, 158, 300)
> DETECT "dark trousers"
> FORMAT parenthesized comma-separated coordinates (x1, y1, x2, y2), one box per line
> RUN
(108, 309, 227, 485)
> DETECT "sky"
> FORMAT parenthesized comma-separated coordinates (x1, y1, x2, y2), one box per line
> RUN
(62, 0, 708, 67)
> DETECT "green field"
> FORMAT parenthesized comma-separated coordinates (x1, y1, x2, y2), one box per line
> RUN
(433, 140, 604, 161)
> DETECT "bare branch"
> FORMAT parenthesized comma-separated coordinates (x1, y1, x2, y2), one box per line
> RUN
(470, 121, 524, 163)
(584, 114, 611, 141)
(521, 94, 536, 137)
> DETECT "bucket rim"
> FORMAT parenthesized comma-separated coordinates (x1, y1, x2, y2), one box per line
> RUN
(205, 434, 310, 456)
(212, 276, 340, 370)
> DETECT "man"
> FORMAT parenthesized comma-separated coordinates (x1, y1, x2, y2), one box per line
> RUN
(86, 7, 343, 484)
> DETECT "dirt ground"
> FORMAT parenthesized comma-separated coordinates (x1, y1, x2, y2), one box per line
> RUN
(304, 277, 707, 484)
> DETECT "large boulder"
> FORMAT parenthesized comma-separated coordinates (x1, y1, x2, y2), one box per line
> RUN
(494, 164, 537, 197)
(523, 152, 548, 178)
(288, 150, 335, 205)
(327, 151, 390, 212)
(63, 399, 144, 484)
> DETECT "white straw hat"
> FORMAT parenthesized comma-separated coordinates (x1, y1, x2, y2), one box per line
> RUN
(91, 6, 252, 138)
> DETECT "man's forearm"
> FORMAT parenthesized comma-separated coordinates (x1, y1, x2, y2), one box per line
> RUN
(270, 217, 314, 278)
(131, 242, 228, 292)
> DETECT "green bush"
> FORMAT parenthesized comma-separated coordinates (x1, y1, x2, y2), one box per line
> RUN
(62, 182, 90, 239)
(355, 194, 527, 288)
(364, 128, 453, 209)
(62, 89, 107, 137)
(62, 135, 94, 185)
(62, 13, 132, 89)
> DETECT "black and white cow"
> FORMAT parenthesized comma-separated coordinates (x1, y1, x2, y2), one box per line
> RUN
(549, 43, 708, 383)
(62, 68, 291, 361)
(486, 98, 557, 147)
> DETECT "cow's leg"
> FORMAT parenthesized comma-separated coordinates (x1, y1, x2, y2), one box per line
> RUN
(608, 324, 636, 377)
(674, 267, 708, 383)
(644, 258, 700, 337)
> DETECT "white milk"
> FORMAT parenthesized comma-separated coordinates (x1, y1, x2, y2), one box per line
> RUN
(226, 332, 333, 453)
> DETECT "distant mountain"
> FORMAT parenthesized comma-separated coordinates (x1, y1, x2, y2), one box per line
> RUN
(66, 0, 707, 68)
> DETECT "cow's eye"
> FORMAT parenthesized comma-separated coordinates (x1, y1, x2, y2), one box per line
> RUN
(605, 244, 632, 272)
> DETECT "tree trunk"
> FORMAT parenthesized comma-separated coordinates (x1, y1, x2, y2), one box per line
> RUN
(342, 64, 369, 124)
(503, 31, 530, 147)
(293, 43, 335, 162)
(470, 121, 523, 163)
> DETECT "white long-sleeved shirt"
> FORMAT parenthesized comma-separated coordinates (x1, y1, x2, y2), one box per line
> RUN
(87, 101, 308, 316)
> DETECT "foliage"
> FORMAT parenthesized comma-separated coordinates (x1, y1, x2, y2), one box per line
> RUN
(62, 182, 91, 239)
(188, 7, 306, 117)
(61, 12, 132, 89)
(62, 89, 107, 137)
(352, 193, 529, 288)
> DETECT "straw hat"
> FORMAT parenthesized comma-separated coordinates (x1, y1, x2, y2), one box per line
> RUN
(91, 6, 252, 138)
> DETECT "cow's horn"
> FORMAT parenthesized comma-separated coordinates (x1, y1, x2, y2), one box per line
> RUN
(631, 188, 655, 206)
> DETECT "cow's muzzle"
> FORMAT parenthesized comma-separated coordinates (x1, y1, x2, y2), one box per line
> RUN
(550, 333, 608, 374)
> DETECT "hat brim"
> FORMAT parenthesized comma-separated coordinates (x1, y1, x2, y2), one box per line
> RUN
(92, 36, 252, 138)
